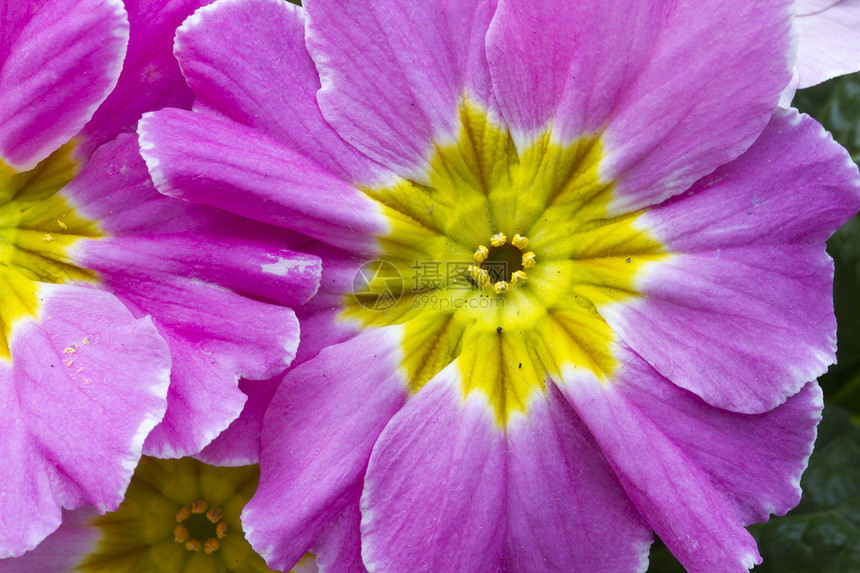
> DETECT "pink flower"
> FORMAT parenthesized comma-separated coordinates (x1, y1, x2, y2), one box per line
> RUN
(139, 0, 860, 571)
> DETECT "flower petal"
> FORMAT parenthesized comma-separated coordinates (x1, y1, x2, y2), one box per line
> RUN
(292, 243, 373, 365)
(0, 284, 169, 557)
(0, 508, 101, 572)
(601, 109, 860, 412)
(67, 135, 321, 309)
(243, 327, 407, 571)
(504, 386, 652, 572)
(311, 490, 367, 573)
(175, 0, 387, 186)
(77, 0, 210, 157)
(115, 269, 300, 459)
(795, 0, 860, 89)
(361, 365, 505, 573)
(486, 0, 668, 149)
(62, 134, 313, 457)
(138, 108, 387, 252)
(304, 0, 499, 181)
(487, 0, 794, 213)
(0, 0, 128, 169)
(195, 375, 282, 466)
(559, 344, 823, 573)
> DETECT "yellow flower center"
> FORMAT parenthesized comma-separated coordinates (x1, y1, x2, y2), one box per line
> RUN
(344, 100, 666, 425)
(0, 141, 102, 357)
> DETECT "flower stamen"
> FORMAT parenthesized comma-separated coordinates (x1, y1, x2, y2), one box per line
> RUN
(216, 522, 228, 539)
(469, 234, 535, 293)
(511, 234, 529, 249)
(490, 233, 507, 247)
(204, 538, 221, 555)
(468, 265, 491, 288)
(174, 525, 189, 543)
(474, 245, 489, 263)
(521, 251, 536, 269)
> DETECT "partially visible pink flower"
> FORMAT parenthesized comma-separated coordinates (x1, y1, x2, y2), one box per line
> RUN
(0, 456, 319, 573)
(781, 0, 860, 105)
(0, 0, 320, 557)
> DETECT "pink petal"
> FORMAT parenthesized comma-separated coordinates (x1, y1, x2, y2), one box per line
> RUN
(175, 0, 387, 185)
(0, 508, 100, 572)
(0, 285, 169, 557)
(243, 327, 407, 571)
(602, 109, 860, 413)
(361, 365, 506, 573)
(138, 108, 386, 252)
(65, 134, 316, 457)
(77, 0, 212, 157)
(487, 0, 795, 212)
(559, 344, 822, 573)
(304, 0, 499, 181)
(504, 386, 652, 571)
(795, 0, 860, 89)
(0, 0, 127, 169)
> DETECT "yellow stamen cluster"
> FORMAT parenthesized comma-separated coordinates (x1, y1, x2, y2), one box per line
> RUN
(471, 234, 536, 294)
(174, 500, 227, 553)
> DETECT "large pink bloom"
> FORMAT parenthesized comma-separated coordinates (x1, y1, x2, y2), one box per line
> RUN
(140, 0, 860, 571)
(0, 0, 319, 557)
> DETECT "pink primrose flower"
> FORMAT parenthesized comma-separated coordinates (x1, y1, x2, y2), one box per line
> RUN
(139, 0, 860, 571)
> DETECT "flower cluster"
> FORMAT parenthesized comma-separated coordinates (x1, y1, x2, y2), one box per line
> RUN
(1, 0, 860, 572)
